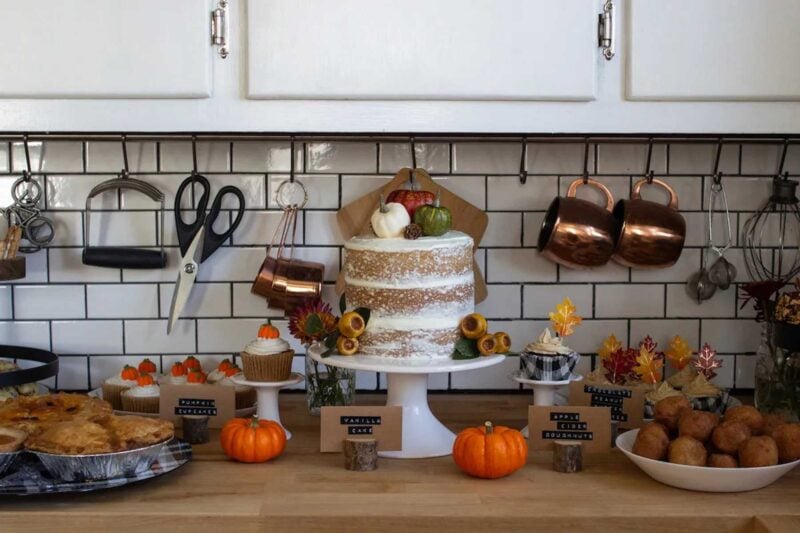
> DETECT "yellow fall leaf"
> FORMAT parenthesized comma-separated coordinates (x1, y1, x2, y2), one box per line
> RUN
(598, 334, 622, 361)
(548, 297, 582, 337)
(665, 335, 693, 370)
(633, 346, 663, 384)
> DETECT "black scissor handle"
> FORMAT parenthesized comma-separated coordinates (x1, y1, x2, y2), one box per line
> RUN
(175, 173, 210, 256)
(200, 185, 245, 262)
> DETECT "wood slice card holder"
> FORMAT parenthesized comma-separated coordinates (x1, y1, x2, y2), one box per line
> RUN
(553, 441, 583, 473)
(343, 438, 378, 471)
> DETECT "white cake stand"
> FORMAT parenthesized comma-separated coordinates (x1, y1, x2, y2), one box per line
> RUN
(511, 371, 583, 438)
(232, 373, 304, 440)
(308, 345, 505, 459)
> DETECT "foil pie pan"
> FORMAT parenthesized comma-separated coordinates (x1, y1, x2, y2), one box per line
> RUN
(0, 451, 20, 477)
(32, 439, 171, 482)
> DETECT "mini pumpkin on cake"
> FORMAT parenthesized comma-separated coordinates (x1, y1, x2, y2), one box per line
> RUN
(521, 298, 582, 381)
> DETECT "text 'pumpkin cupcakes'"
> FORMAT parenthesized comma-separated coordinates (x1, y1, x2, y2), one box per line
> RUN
(241, 323, 294, 382)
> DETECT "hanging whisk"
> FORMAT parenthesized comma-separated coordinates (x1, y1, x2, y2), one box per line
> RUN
(742, 163, 800, 282)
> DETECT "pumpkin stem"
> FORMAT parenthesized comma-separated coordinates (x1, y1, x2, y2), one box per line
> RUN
(250, 416, 261, 429)
(434, 189, 441, 208)
(484, 421, 494, 435)
(379, 194, 388, 213)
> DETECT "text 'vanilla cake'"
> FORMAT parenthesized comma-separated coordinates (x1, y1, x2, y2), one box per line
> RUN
(344, 231, 474, 359)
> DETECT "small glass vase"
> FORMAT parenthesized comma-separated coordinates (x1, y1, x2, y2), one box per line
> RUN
(304, 351, 355, 416)
(755, 321, 800, 421)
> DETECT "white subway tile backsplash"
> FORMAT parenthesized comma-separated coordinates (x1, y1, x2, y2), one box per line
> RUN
(86, 142, 157, 173)
(232, 141, 303, 173)
(476, 285, 521, 319)
(52, 320, 123, 354)
(87, 284, 159, 319)
(487, 249, 556, 282)
(0, 321, 51, 350)
(124, 320, 195, 354)
(120, 173, 189, 210)
(713, 355, 736, 389)
(487, 175, 556, 211)
(0, 175, 45, 208)
(1, 137, 780, 391)
(306, 142, 376, 173)
(523, 284, 593, 319)
(453, 143, 520, 174)
(12, 141, 83, 173)
(206, 174, 266, 210)
(160, 142, 230, 173)
(379, 143, 450, 174)
(14, 285, 85, 319)
(526, 143, 594, 175)
(483, 213, 522, 247)
(0, 286, 11, 319)
(158, 283, 230, 318)
(268, 174, 339, 209)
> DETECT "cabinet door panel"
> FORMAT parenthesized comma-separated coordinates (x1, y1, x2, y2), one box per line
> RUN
(628, 0, 800, 101)
(0, 0, 211, 98)
(247, 0, 597, 101)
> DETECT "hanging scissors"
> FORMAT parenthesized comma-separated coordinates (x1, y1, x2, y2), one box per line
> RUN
(167, 174, 245, 333)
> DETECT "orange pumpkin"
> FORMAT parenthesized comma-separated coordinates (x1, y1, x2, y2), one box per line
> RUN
(183, 356, 201, 371)
(217, 358, 234, 372)
(187, 369, 207, 384)
(170, 362, 187, 377)
(138, 358, 157, 374)
(137, 373, 155, 386)
(258, 323, 280, 339)
(220, 418, 286, 463)
(224, 365, 242, 377)
(120, 365, 139, 381)
(452, 421, 528, 479)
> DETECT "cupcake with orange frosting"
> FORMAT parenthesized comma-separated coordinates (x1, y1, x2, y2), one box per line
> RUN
(161, 362, 188, 385)
(121, 374, 161, 413)
(138, 358, 158, 375)
(186, 368, 208, 385)
(241, 323, 294, 382)
(207, 358, 234, 384)
(102, 365, 140, 409)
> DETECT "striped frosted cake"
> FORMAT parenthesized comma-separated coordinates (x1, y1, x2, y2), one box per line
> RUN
(344, 231, 474, 359)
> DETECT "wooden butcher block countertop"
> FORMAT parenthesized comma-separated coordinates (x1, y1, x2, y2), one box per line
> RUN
(1, 394, 799, 533)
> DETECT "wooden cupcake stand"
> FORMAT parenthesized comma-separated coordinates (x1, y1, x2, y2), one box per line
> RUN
(309, 344, 505, 459)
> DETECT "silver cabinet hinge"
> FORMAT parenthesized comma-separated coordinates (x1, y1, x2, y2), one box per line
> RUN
(598, 0, 615, 60)
(211, 0, 229, 59)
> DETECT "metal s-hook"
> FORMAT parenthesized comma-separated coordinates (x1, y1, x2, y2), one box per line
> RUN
(22, 134, 32, 183)
(410, 136, 418, 169)
(644, 138, 655, 184)
(777, 138, 790, 179)
(712, 138, 724, 188)
(582, 138, 590, 184)
(289, 136, 296, 183)
(519, 137, 528, 185)
(120, 134, 130, 179)
(191, 135, 198, 176)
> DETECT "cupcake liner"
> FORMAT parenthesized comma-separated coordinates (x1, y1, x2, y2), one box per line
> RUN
(241, 349, 294, 382)
(101, 383, 131, 410)
(121, 393, 160, 414)
(520, 351, 580, 381)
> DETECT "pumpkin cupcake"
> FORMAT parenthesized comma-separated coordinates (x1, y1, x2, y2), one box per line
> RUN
(162, 362, 188, 385)
(241, 323, 294, 382)
(186, 369, 208, 385)
(207, 358, 234, 384)
(183, 356, 202, 372)
(102, 365, 140, 409)
(217, 365, 256, 409)
(121, 374, 161, 414)
(138, 358, 158, 375)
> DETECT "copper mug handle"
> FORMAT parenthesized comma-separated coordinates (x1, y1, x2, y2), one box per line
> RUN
(631, 178, 679, 210)
(566, 178, 614, 212)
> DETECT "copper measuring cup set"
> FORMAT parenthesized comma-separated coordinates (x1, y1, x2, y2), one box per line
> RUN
(251, 180, 324, 313)
(539, 177, 686, 269)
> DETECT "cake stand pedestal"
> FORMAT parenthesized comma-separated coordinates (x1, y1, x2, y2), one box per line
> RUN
(511, 371, 583, 438)
(232, 373, 304, 440)
(308, 345, 505, 459)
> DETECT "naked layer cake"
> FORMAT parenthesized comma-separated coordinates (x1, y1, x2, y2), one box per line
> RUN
(343, 230, 474, 359)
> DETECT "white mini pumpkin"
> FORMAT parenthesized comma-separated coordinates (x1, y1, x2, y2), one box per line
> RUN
(371, 195, 410, 238)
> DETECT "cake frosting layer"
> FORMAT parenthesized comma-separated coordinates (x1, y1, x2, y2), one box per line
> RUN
(344, 231, 474, 359)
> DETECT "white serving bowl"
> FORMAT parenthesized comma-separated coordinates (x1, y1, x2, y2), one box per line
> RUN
(616, 429, 800, 493)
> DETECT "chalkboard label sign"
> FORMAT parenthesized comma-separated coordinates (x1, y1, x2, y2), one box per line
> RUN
(569, 381, 645, 430)
(529, 406, 611, 454)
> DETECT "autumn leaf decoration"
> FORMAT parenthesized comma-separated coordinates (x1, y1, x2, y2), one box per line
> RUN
(633, 342, 664, 385)
(597, 334, 622, 361)
(602, 348, 637, 385)
(665, 335, 693, 370)
(693, 343, 722, 380)
(548, 297, 582, 338)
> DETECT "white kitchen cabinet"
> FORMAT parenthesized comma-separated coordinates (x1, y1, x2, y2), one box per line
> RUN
(0, 0, 212, 98)
(246, 0, 598, 101)
(627, 0, 800, 101)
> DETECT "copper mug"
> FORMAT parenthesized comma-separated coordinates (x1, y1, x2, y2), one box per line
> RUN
(538, 178, 617, 269)
(612, 178, 686, 269)
(268, 257, 324, 313)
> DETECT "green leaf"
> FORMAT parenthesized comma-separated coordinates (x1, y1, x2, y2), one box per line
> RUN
(452, 337, 479, 360)
(354, 307, 371, 326)
(324, 331, 340, 349)
(304, 313, 324, 336)
(339, 293, 347, 315)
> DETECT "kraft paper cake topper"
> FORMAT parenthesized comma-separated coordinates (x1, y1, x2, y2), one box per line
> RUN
(528, 405, 611, 454)
(335, 168, 489, 303)
(320, 406, 402, 452)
